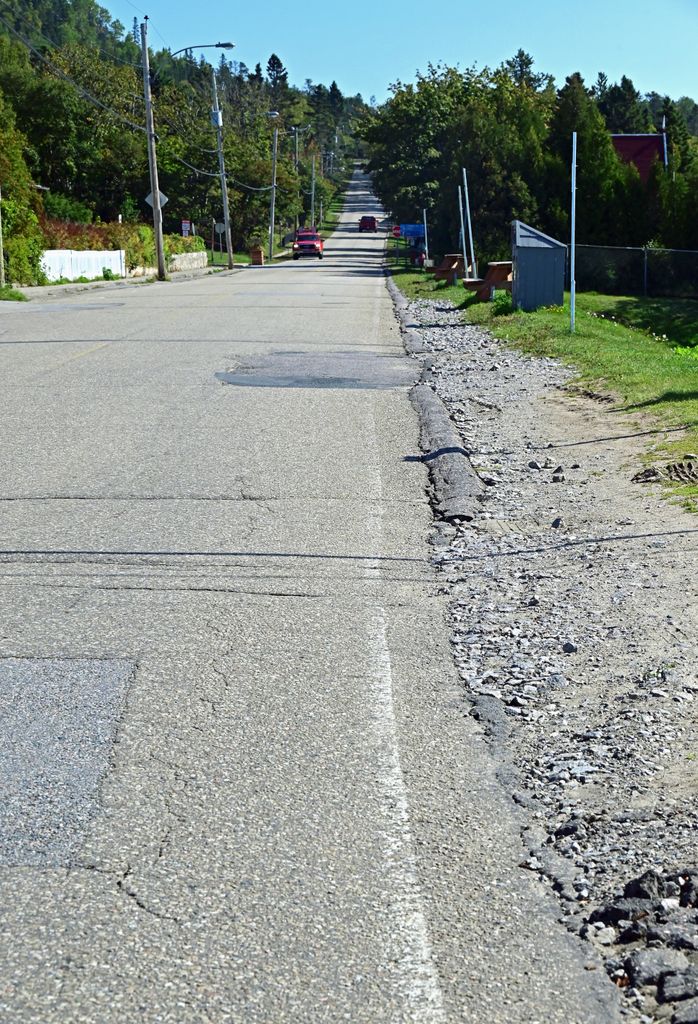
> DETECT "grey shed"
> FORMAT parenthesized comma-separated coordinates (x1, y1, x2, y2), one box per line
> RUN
(511, 221, 566, 312)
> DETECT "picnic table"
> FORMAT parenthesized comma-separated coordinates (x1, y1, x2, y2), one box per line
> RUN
(463, 261, 513, 302)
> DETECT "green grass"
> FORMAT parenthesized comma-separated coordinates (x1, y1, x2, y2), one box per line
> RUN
(208, 249, 251, 266)
(576, 293, 698, 350)
(319, 184, 350, 236)
(388, 247, 468, 307)
(0, 284, 28, 301)
(389, 258, 698, 510)
(465, 293, 698, 509)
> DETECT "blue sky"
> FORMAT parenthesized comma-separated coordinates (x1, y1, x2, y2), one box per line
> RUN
(106, 0, 697, 103)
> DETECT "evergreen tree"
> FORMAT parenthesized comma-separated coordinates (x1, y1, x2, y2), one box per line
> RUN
(662, 97, 694, 171)
(504, 49, 552, 91)
(597, 75, 652, 133)
(266, 53, 288, 108)
(545, 73, 626, 242)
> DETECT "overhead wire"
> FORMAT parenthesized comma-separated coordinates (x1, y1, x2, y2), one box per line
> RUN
(0, 10, 302, 200)
(0, 0, 142, 67)
(0, 14, 147, 135)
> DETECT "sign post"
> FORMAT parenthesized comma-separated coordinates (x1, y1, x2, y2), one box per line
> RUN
(570, 132, 577, 334)
(457, 185, 467, 278)
(462, 168, 477, 278)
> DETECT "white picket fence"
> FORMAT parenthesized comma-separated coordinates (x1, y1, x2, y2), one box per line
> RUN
(41, 249, 126, 283)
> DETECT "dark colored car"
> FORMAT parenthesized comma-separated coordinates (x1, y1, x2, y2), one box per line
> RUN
(293, 230, 324, 260)
(359, 216, 378, 232)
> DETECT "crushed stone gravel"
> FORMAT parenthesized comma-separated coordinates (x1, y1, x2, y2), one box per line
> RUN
(405, 295, 698, 1024)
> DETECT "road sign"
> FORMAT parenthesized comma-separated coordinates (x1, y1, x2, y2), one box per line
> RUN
(214, 223, 226, 235)
(400, 224, 424, 239)
(392, 225, 401, 238)
(145, 190, 168, 208)
(181, 219, 191, 237)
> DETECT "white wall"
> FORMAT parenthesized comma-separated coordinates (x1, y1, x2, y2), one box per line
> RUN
(41, 250, 126, 283)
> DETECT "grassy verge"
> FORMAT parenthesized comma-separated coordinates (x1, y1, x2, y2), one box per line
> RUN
(0, 284, 28, 301)
(208, 249, 252, 267)
(320, 185, 349, 236)
(389, 256, 698, 509)
(467, 295, 698, 508)
(575, 293, 698, 349)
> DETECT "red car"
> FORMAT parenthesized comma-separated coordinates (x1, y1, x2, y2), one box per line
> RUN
(359, 216, 378, 232)
(293, 229, 324, 260)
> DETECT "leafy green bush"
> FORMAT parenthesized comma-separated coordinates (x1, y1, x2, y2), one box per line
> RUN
(164, 234, 206, 257)
(5, 232, 45, 285)
(492, 292, 514, 316)
(42, 193, 94, 224)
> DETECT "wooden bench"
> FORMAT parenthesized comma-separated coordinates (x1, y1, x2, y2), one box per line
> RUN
(463, 261, 513, 302)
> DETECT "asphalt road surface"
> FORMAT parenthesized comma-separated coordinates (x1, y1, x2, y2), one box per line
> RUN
(0, 174, 620, 1022)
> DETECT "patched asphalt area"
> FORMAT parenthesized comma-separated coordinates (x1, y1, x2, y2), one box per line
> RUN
(0, 658, 134, 866)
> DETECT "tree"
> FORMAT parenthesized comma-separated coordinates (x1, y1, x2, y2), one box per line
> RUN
(266, 53, 288, 108)
(662, 97, 694, 172)
(544, 72, 628, 243)
(504, 49, 553, 91)
(597, 75, 653, 133)
(0, 89, 44, 283)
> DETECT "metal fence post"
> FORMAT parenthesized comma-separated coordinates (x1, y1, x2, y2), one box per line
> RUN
(643, 247, 649, 297)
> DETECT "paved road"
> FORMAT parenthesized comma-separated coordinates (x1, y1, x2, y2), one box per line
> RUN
(0, 174, 619, 1022)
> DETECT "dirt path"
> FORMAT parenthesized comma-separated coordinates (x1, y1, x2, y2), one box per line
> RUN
(409, 297, 698, 1024)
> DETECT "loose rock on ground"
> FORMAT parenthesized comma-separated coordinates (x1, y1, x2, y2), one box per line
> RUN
(405, 295, 698, 1024)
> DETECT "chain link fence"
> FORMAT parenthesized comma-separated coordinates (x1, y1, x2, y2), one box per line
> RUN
(572, 244, 698, 299)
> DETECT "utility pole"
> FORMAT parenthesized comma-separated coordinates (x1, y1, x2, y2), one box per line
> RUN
(319, 199, 323, 228)
(268, 125, 278, 263)
(293, 128, 300, 233)
(311, 156, 316, 226)
(211, 68, 233, 269)
(140, 19, 166, 280)
(0, 184, 5, 289)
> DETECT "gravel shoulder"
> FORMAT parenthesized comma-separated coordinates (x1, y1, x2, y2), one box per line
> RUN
(403, 294, 698, 1024)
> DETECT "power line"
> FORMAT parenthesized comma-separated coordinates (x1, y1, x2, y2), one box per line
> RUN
(171, 154, 278, 192)
(0, 14, 147, 136)
(0, 0, 142, 68)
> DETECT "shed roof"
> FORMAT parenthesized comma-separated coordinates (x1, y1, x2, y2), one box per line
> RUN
(512, 221, 566, 250)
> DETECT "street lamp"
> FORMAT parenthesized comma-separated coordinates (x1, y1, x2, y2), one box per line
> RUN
(167, 42, 234, 59)
(139, 21, 234, 280)
(267, 111, 280, 263)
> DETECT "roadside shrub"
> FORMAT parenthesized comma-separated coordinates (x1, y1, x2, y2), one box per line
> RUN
(0, 285, 28, 301)
(42, 194, 94, 224)
(5, 233, 45, 285)
(492, 292, 514, 316)
(38, 218, 205, 276)
(164, 234, 206, 257)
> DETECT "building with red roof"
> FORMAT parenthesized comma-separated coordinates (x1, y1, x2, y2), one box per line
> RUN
(611, 134, 668, 183)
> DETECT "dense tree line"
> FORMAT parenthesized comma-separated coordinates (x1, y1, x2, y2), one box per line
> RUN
(362, 51, 698, 263)
(0, 0, 367, 282)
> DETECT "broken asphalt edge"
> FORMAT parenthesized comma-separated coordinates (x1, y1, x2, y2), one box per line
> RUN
(382, 270, 623, 1022)
(384, 267, 484, 522)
